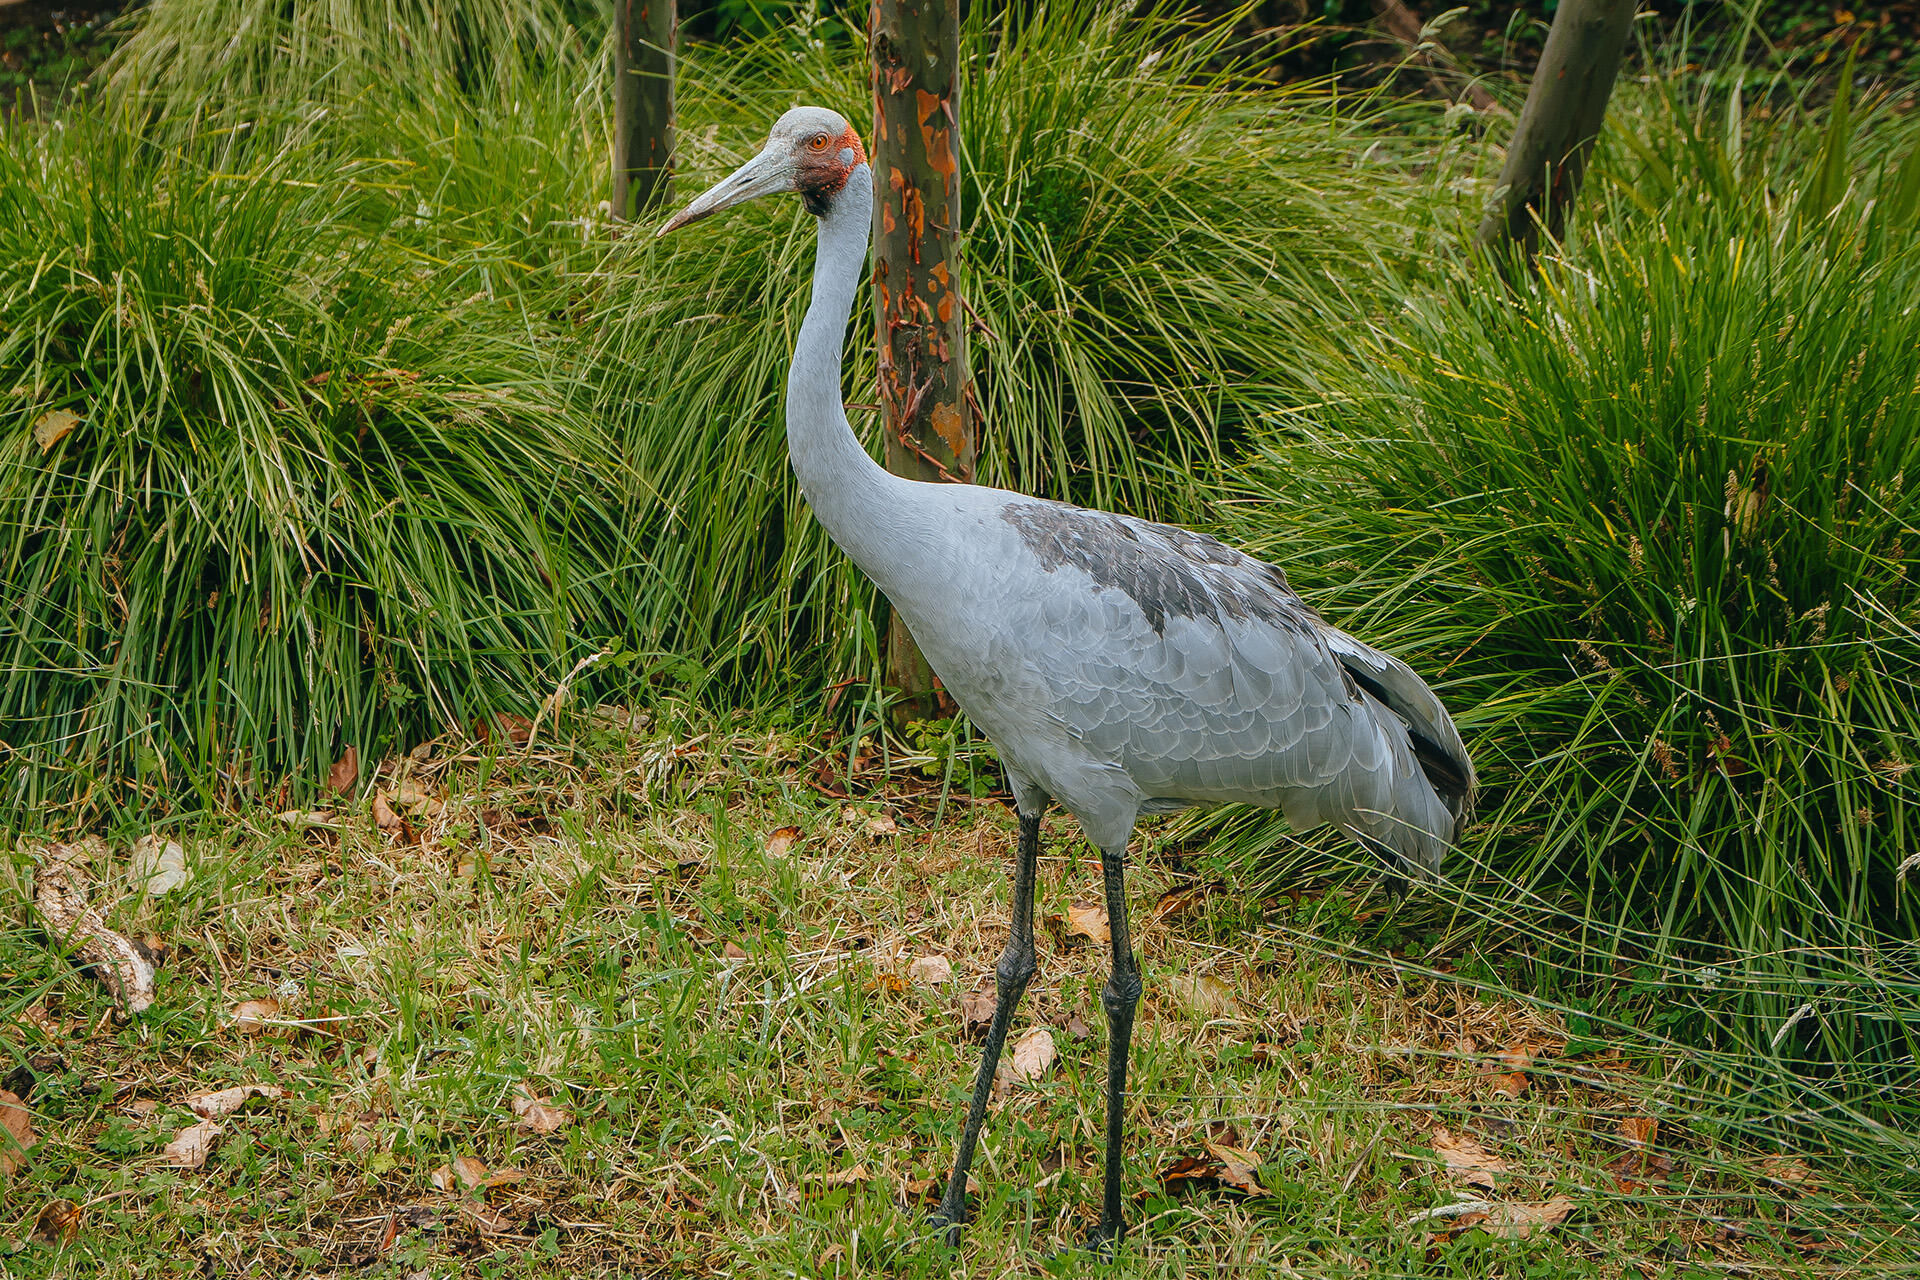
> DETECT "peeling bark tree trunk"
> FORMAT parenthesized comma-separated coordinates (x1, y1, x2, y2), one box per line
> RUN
(871, 0, 970, 718)
(1476, 0, 1634, 263)
(614, 0, 675, 220)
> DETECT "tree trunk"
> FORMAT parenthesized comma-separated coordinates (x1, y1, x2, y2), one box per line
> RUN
(1475, 0, 1634, 262)
(613, 0, 675, 221)
(871, 0, 970, 720)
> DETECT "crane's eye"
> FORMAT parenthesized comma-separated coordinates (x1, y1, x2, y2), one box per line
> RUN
(808, 133, 831, 151)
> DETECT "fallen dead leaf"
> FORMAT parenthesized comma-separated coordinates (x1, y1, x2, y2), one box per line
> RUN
(960, 987, 997, 1039)
(1431, 1126, 1508, 1189)
(1485, 1071, 1528, 1099)
(765, 825, 801, 857)
(163, 1119, 222, 1170)
(1762, 1155, 1815, 1191)
(1203, 1142, 1269, 1197)
(229, 999, 281, 1034)
(909, 954, 953, 987)
(1145, 885, 1207, 930)
(991, 1026, 1056, 1102)
(1479, 1197, 1577, 1239)
(129, 836, 189, 896)
(866, 812, 898, 838)
(1065, 902, 1110, 947)
(511, 1083, 570, 1134)
(495, 713, 534, 744)
(1619, 1116, 1658, 1148)
(31, 1198, 80, 1244)
(32, 408, 81, 452)
(185, 1083, 284, 1119)
(328, 746, 359, 796)
(371, 791, 404, 834)
(1062, 1007, 1092, 1041)
(0, 1089, 36, 1176)
(1164, 972, 1240, 1019)
(432, 1154, 491, 1193)
(386, 779, 439, 815)
(277, 809, 338, 829)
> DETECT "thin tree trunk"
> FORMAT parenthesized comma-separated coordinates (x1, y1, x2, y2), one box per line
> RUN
(871, 0, 970, 719)
(614, 0, 675, 221)
(1475, 0, 1634, 262)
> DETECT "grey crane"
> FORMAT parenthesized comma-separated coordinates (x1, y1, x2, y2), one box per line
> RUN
(658, 105, 1476, 1251)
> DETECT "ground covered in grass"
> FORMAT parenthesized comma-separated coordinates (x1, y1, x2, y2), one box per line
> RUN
(5, 715, 1910, 1277)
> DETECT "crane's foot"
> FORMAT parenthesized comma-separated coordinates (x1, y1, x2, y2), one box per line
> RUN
(1083, 1218, 1125, 1257)
(927, 1201, 965, 1248)
(1044, 1217, 1124, 1262)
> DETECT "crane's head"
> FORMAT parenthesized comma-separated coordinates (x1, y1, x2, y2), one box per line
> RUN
(656, 106, 866, 237)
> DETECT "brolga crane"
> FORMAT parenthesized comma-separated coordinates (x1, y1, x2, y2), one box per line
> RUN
(658, 106, 1476, 1251)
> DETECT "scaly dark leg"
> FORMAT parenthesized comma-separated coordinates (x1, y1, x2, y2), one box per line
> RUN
(1087, 842, 1141, 1253)
(931, 806, 1043, 1242)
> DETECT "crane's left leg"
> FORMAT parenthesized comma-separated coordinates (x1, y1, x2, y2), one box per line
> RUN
(1088, 842, 1141, 1252)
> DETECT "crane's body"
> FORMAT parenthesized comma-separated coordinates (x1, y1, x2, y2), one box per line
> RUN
(659, 105, 1476, 1252)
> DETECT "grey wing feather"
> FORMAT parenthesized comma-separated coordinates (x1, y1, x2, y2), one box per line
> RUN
(992, 500, 1472, 871)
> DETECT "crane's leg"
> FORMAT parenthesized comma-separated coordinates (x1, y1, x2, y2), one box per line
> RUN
(931, 803, 1043, 1242)
(1088, 842, 1141, 1252)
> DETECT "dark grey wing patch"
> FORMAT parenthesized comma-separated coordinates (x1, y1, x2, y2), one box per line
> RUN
(1003, 501, 1323, 639)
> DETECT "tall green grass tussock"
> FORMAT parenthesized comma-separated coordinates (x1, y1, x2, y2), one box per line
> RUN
(0, 98, 645, 816)
(1221, 66, 1920, 1076)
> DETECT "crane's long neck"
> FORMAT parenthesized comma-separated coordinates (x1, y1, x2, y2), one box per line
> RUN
(785, 164, 910, 573)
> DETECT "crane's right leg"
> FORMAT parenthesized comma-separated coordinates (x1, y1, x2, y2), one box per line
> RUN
(931, 798, 1044, 1244)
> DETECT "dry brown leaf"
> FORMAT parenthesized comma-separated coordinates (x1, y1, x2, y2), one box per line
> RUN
(1062, 1007, 1092, 1041)
(163, 1119, 222, 1169)
(432, 1154, 492, 1192)
(1145, 885, 1207, 930)
(371, 791, 403, 834)
(230, 999, 281, 1034)
(960, 987, 997, 1038)
(327, 746, 359, 796)
(909, 954, 953, 988)
(495, 713, 534, 744)
(1762, 1156, 1815, 1191)
(1065, 902, 1110, 947)
(1431, 1126, 1508, 1189)
(722, 941, 749, 960)
(386, 779, 439, 814)
(0, 1089, 36, 1176)
(1479, 1197, 1576, 1239)
(511, 1083, 570, 1134)
(185, 1084, 284, 1119)
(1618, 1116, 1658, 1148)
(991, 1026, 1056, 1102)
(1203, 1142, 1269, 1197)
(810, 1163, 871, 1187)
(31, 1198, 80, 1244)
(1164, 973, 1240, 1020)
(765, 825, 801, 857)
(1486, 1071, 1528, 1099)
(130, 836, 190, 896)
(33, 408, 81, 453)
(866, 812, 898, 838)
(31, 843, 156, 1013)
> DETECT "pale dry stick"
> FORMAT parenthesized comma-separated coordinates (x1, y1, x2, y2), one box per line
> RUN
(32, 844, 156, 1013)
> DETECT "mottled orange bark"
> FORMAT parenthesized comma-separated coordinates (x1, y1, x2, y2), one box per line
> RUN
(871, 0, 969, 715)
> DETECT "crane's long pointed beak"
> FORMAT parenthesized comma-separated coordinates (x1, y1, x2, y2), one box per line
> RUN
(655, 147, 790, 237)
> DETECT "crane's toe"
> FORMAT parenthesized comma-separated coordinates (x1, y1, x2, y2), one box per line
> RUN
(927, 1203, 965, 1248)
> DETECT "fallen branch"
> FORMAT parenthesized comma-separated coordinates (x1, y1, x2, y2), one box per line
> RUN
(32, 842, 157, 1013)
